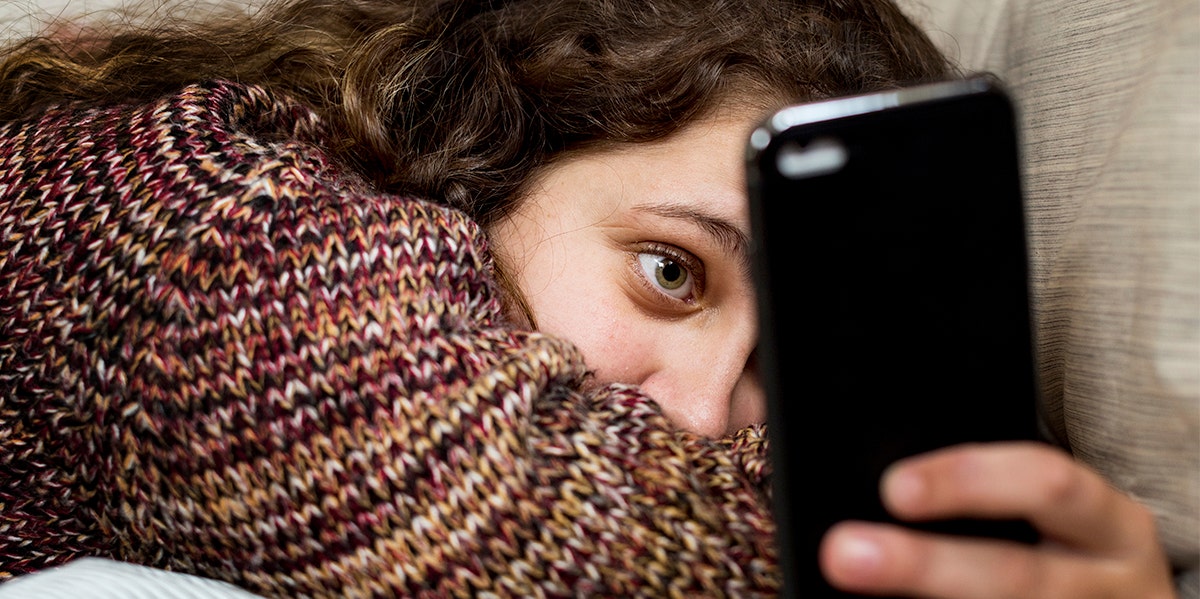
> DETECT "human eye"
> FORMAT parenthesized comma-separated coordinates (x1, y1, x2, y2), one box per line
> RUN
(632, 243, 704, 304)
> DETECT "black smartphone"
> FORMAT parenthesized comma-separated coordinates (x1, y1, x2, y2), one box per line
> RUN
(745, 77, 1044, 598)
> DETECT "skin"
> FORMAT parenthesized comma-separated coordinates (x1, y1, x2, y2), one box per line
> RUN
(821, 442, 1176, 598)
(490, 109, 766, 438)
(490, 107, 1177, 597)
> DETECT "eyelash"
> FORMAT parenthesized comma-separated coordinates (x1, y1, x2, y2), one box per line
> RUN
(630, 242, 705, 307)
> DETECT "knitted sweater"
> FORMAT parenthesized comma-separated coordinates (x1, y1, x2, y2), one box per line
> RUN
(0, 80, 778, 597)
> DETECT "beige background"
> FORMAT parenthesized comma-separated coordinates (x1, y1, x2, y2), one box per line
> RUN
(903, 2, 1198, 592)
(1, 0, 254, 40)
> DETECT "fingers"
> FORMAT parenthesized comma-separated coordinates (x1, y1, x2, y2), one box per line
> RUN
(818, 442, 1177, 599)
(820, 521, 1117, 599)
(879, 442, 1158, 553)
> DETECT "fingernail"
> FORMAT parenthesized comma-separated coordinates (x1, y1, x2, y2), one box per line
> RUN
(887, 468, 925, 511)
(836, 533, 884, 576)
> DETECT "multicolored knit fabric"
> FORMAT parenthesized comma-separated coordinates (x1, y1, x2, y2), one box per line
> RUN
(0, 80, 778, 597)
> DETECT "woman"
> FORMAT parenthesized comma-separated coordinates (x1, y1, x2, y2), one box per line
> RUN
(0, 0, 1176, 596)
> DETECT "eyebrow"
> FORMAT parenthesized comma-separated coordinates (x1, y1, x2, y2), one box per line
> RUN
(631, 202, 752, 274)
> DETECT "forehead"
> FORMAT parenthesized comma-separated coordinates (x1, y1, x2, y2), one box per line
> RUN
(524, 113, 759, 224)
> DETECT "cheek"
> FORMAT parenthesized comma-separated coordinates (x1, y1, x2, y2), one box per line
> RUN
(584, 322, 659, 385)
(534, 292, 658, 386)
(506, 233, 658, 385)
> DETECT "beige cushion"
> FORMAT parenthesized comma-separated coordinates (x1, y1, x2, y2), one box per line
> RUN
(902, 0, 1200, 593)
(0, 1, 254, 41)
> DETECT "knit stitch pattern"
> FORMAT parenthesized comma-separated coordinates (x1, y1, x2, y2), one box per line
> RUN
(0, 81, 779, 597)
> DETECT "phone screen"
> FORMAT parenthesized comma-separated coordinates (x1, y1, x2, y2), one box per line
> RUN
(745, 78, 1043, 598)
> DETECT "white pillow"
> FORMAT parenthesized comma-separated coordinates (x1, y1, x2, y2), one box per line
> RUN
(0, 558, 262, 598)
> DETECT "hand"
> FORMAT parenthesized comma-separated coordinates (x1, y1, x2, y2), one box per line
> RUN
(819, 442, 1176, 598)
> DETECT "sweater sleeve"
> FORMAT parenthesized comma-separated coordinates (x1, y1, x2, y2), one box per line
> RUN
(0, 82, 779, 597)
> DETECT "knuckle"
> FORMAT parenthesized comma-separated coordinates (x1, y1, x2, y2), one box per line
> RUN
(1000, 551, 1100, 599)
(1032, 451, 1080, 505)
(1124, 498, 1163, 544)
(995, 548, 1046, 597)
(1127, 498, 1158, 528)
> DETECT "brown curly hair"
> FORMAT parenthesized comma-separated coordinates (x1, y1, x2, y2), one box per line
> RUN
(0, 0, 954, 227)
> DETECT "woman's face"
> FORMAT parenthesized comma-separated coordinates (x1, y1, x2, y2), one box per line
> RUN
(490, 110, 765, 437)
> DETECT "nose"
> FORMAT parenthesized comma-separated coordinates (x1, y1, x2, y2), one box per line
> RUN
(639, 343, 766, 438)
